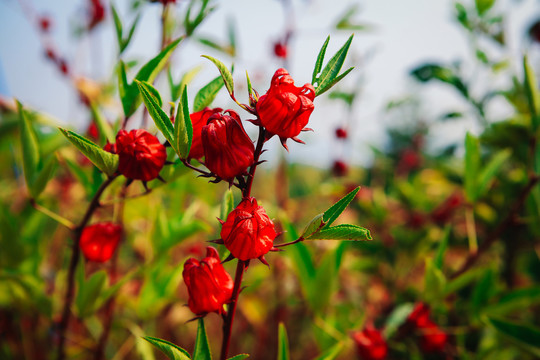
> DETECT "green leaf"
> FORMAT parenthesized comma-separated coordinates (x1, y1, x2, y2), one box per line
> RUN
(193, 76, 224, 112)
(487, 317, 540, 356)
(434, 226, 450, 270)
(465, 132, 480, 202)
(484, 287, 540, 316)
(170, 66, 202, 102)
(118, 61, 129, 115)
(31, 155, 57, 198)
(477, 149, 511, 198)
(122, 38, 182, 117)
(424, 258, 446, 304)
(245, 71, 254, 98)
(193, 318, 211, 360)
(202, 55, 234, 98)
(136, 80, 175, 145)
(314, 342, 344, 360)
(472, 269, 495, 314)
(17, 101, 40, 195)
(59, 128, 118, 177)
(476, 0, 496, 16)
(278, 323, 289, 360)
(314, 34, 354, 96)
(301, 213, 326, 239)
(89, 102, 115, 143)
(307, 224, 372, 241)
(523, 55, 540, 131)
(322, 187, 360, 228)
(312, 36, 330, 85)
(316, 67, 354, 96)
(227, 355, 249, 360)
(383, 303, 415, 338)
(111, 4, 123, 51)
(75, 270, 107, 318)
(220, 189, 234, 221)
(174, 86, 193, 159)
(123, 14, 141, 53)
(144, 336, 191, 360)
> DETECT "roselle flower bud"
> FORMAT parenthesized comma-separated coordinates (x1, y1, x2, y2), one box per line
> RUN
(256, 68, 315, 146)
(115, 129, 167, 181)
(189, 107, 223, 160)
(335, 127, 348, 139)
(332, 160, 348, 177)
(407, 303, 432, 328)
(202, 110, 254, 181)
(38, 16, 51, 32)
(273, 42, 288, 59)
(80, 222, 122, 263)
(220, 197, 276, 261)
(407, 303, 448, 353)
(351, 326, 388, 360)
(182, 247, 233, 315)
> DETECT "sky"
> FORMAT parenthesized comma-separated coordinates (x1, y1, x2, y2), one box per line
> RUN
(0, 0, 538, 167)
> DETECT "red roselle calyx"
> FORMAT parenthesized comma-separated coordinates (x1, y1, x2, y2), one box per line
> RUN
(273, 42, 288, 59)
(79, 222, 122, 263)
(407, 303, 448, 353)
(335, 127, 348, 139)
(115, 129, 167, 181)
(351, 326, 388, 360)
(201, 110, 254, 181)
(88, 0, 106, 30)
(189, 107, 223, 160)
(182, 247, 233, 316)
(220, 197, 276, 261)
(256, 68, 315, 148)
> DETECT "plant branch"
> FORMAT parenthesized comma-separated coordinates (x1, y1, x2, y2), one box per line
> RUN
(243, 126, 266, 198)
(450, 175, 539, 279)
(56, 175, 116, 360)
(274, 237, 304, 248)
(220, 260, 246, 360)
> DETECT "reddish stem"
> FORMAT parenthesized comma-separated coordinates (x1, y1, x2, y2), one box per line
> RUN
(56, 176, 116, 360)
(220, 260, 246, 360)
(243, 126, 266, 198)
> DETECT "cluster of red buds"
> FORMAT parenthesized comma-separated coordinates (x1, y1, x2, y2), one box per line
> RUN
(406, 303, 448, 353)
(351, 326, 388, 360)
(332, 127, 349, 177)
(80, 222, 123, 263)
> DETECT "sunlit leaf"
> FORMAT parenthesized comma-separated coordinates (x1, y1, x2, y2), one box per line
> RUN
(193, 318, 211, 360)
(278, 323, 289, 360)
(314, 35, 354, 96)
(175, 86, 192, 159)
(307, 224, 372, 241)
(323, 187, 360, 228)
(144, 336, 191, 360)
(202, 55, 234, 98)
(193, 75, 224, 112)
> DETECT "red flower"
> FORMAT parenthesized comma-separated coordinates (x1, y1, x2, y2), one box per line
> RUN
(256, 68, 315, 147)
(80, 223, 122, 263)
(332, 160, 348, 177)
(407, 303, 448, 353)
(419, 323, 447, 353)
(88, 0, 106, 30)
(273, 42, 288, 58)
(182, 247, 233, 315)
(351, 326, 388, 360)
(335, 127, 348, 139)
(38, 16, 51, 32)
(115, 129, 167, 181)
(189, 107, 223, 160)
(220, 197, 276, 261)
(201, 110, 254, 181)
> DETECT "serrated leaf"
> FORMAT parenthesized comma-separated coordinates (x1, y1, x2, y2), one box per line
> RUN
(144, 336, 191, 360)
(193, 75, 224, 112)
(75, 270, 107, 318)
(17, 101, 40, 195)
(221, 189, 234, 221)
(323, 186, 359, 228)
(465, 132, 480, 202)
(307, 224, 372, 241)
(487, 317, 540, 356)
(301, 213, 326, 239)
(316, 67, 354, 96)
(174, 86, 192, 159)
(523, 55, 540, 131)
(476, 0, 496, 16)
(314, 34, 354, 97)
(201, 55, 234, 98)
(59, 128, 119, 177)
(193, 318, 211, 360)
(278, 323, 289, 360)
(477, 149, 511, 198)
(136, 80, 175, 149)
(122, 38, 182, 117)
(312, 36, 330, 85)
